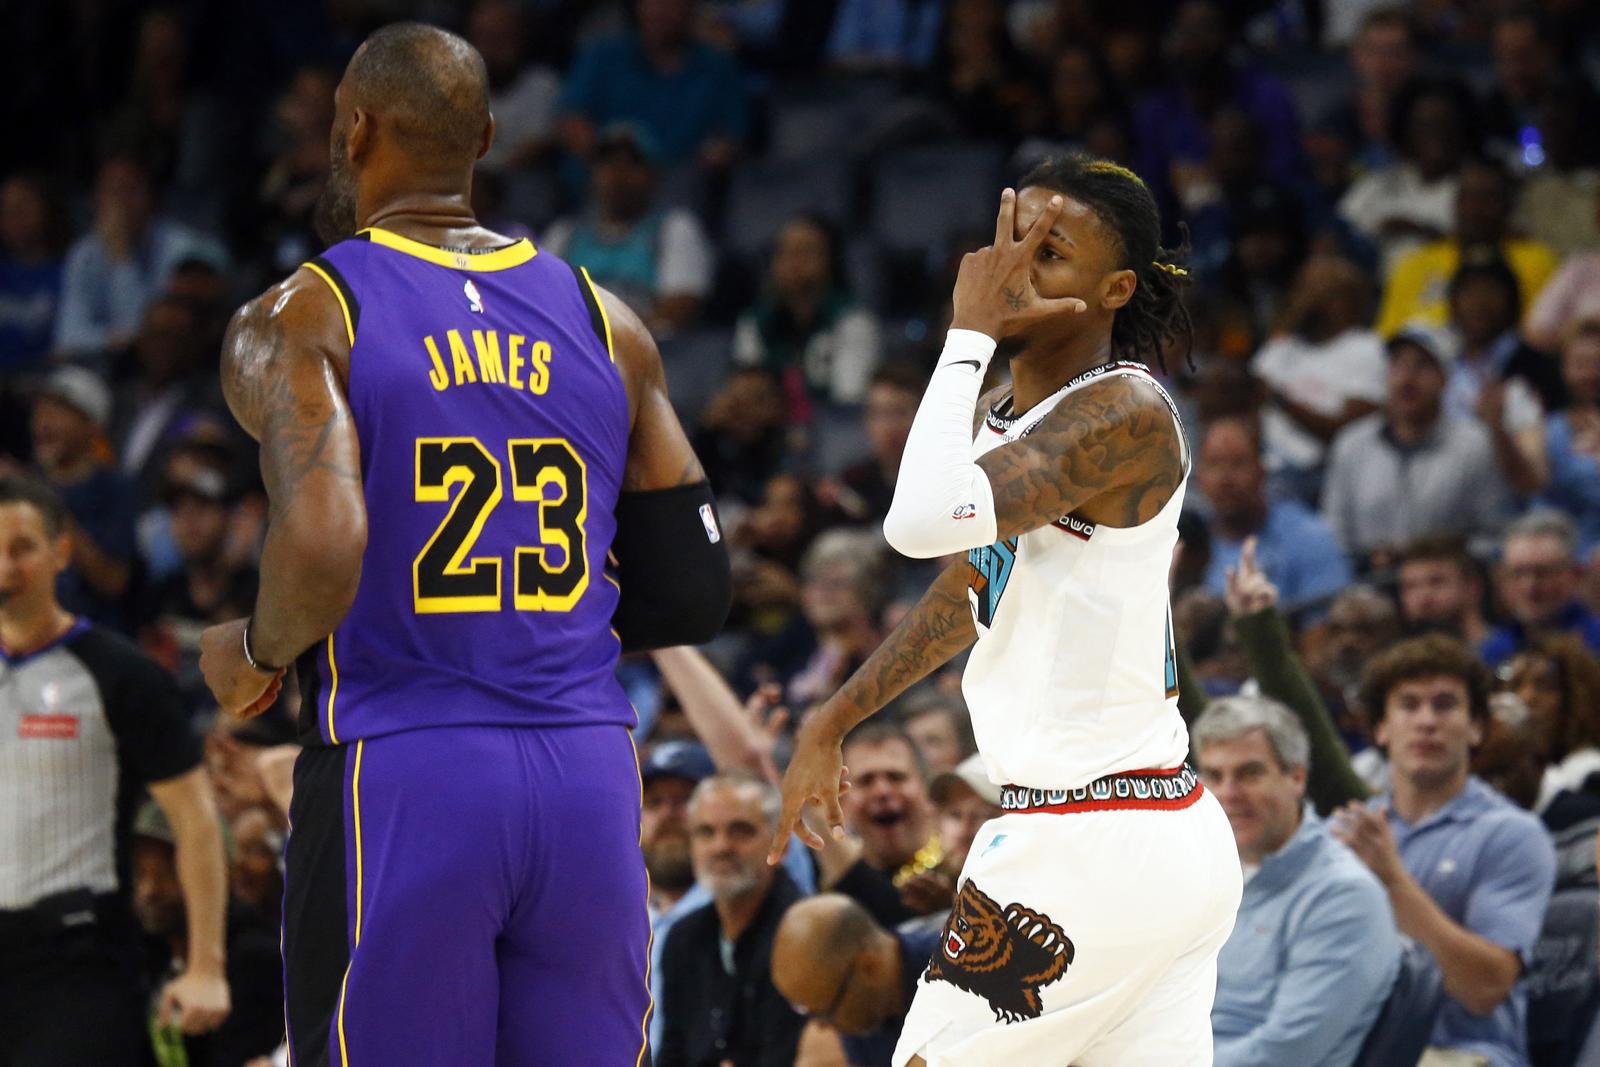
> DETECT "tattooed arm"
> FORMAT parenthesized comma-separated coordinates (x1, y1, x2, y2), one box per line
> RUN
(885, 347, 1183, 557)
(201, 272, 365, 716)
(769, 559, 975, 861)
(979, 374, 1184, 534)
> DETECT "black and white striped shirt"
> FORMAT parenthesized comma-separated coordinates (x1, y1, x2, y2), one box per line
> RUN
(0, 620, 199, 910)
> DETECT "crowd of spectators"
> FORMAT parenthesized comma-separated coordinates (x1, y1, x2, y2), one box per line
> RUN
(6, 0, 1600, 1064)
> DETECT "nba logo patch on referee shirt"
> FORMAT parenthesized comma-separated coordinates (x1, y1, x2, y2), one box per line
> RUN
(699, 504, 721, 543)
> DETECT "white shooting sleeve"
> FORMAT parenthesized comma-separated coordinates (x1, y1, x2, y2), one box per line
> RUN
(882, 329, 1002, 558)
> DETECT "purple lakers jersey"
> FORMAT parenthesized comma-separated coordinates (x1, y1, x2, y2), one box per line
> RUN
(294, 227, 632, 744)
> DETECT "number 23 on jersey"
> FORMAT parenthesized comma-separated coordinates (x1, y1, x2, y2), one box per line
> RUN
(412, 436, 588, 614)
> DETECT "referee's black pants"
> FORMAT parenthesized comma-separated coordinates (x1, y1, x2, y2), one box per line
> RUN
(0, 906, 148, 1067)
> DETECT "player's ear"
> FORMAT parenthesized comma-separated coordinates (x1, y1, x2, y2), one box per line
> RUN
(478, 114, 496, 162)
(348, 109, 373, 164)
(1099, 268, 1137, 312)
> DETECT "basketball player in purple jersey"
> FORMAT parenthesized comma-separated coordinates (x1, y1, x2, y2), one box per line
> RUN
(198, 24, 730, 1067)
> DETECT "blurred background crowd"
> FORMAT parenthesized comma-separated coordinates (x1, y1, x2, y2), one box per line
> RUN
(6, 0, 1600, 1064)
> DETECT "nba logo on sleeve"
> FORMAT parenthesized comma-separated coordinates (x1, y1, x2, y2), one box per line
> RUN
(699, 504, 721, 543)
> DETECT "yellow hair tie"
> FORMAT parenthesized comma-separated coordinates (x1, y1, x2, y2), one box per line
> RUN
(1084, 160, 1146, 186)
(1153, 262, 1190, 277)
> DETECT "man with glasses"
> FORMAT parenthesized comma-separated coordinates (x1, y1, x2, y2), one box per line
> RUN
(771, 894, 942, 1067)
(655, 773, 804, 1066)
(1482, 509, 1600, 666)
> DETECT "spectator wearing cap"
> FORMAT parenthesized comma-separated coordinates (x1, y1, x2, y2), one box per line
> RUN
(656, 772, 805, 1067)
(1376, 158, 1558, 339)
(1482, 510, 1600, 667)
(0, 475, 229, 1064)
(1250, 255, 1385, 500)
(144, 459, 257, 715)
(52, 154, 227, 363)
(556, 0, 749, 173)
(1333, 635, 1556, 1067)
(131, 802, 283, 1067)
(771, 894, 942, 1067)
(1321, 326, 1513, 571)
(541, 123, 713, 336)
(1197, 696, 1400, 1067)
(641, 739, 717, 1051)
(733, 213, 881, 414)
(1195, 417, 1351, 615)
(27, 366, 140, 629)
(1539, 318, 1600, 554)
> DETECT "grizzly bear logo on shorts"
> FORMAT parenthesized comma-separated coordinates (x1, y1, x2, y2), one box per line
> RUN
(926, 879, 1074, 1023)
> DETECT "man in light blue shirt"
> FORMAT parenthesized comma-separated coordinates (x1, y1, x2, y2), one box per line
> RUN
(1197, 695, 1400, 1067)
(1334, 634, 1557, 1067)
(1196, 417, 1351, 615)
(53, 156, 227, 361)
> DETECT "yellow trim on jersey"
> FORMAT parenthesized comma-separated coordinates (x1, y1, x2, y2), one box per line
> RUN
(578, 266, 616, 363)
(631, 742, 654, 1067)
(335, 738, 366, 1066)
(302, 261, 355, 346)
(361, 226, 537, 271)
(325, 634, 341, 744)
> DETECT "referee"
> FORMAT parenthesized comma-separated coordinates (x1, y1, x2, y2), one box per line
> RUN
(0, 475, 230, 1066)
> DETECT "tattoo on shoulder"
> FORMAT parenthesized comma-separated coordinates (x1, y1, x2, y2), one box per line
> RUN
(978, 374, 1182, 535)
(222, 289, 360, 515)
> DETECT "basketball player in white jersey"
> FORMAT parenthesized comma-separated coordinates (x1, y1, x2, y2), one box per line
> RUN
(770, 156, 1242, 1066)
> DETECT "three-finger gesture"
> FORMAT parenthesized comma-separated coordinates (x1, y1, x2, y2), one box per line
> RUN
(950, 188, 1088, 339)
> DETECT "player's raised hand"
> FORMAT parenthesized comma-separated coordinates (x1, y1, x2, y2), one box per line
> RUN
(769, 711, 852, 865)
(1223, 536, 1279, 617)
(200, 618, 286, 719)
(950, 188, 1088, 340)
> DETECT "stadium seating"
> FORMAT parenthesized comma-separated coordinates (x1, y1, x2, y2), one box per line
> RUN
(1353, 940, 1445, 1067)
(1530, 888, 1600, 1067)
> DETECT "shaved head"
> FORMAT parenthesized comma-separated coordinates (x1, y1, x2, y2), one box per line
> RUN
(345, 22, 491, 162)
(316, 22, 493, 243)
(771, 894, 901, 1034)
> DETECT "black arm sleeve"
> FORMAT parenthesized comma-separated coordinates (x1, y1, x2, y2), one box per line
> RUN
(611, 481, 732, 652)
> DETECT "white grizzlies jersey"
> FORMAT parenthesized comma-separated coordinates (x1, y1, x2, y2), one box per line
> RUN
(963, 361, 1191, 791)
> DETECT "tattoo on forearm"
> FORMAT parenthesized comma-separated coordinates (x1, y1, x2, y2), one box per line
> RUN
(978, 375, 1182, 537)
(836, 564, 976, 726)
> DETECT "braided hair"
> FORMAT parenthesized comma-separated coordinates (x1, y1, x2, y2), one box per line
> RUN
(1018, 155, 1193, 372)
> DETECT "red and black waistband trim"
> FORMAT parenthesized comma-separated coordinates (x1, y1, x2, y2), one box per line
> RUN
(1000, 764, 1203, 814)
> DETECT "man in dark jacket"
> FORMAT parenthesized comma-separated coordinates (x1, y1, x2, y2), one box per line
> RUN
(655, 773, 804, 1066)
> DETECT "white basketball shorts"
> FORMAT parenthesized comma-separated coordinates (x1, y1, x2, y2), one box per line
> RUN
(894, 766, 1243, 1067)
